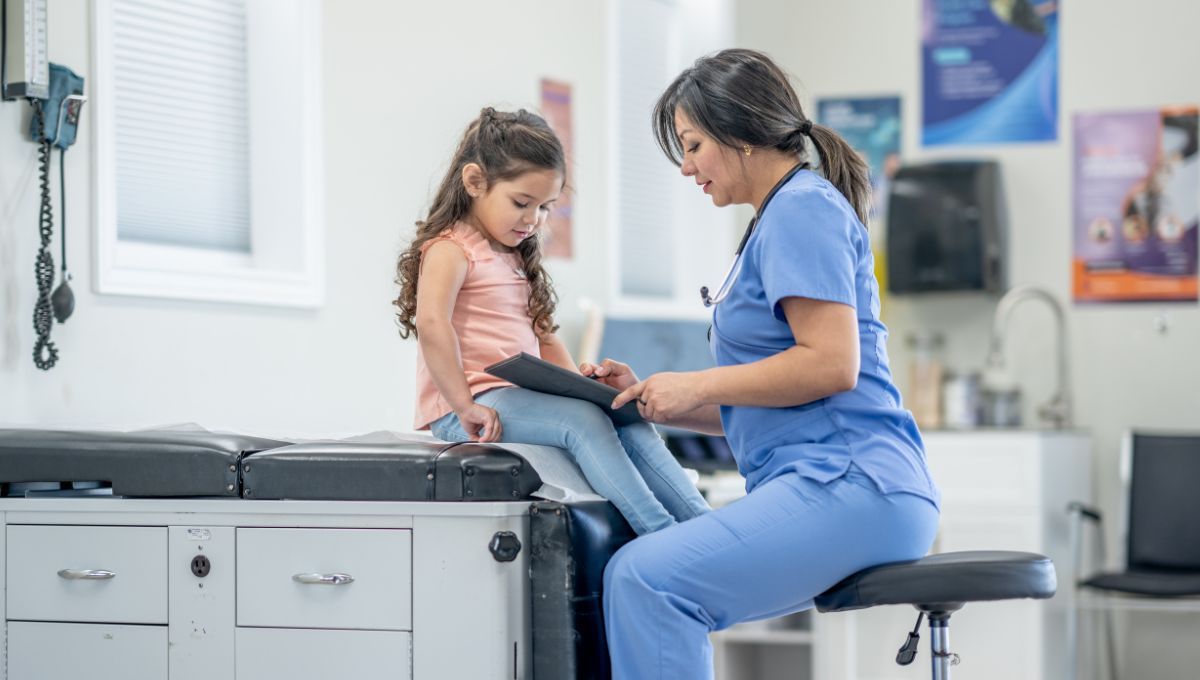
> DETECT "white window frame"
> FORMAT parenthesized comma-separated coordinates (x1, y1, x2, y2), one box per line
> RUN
(606, 0, 736, 321)
(91, 0, 324, 308)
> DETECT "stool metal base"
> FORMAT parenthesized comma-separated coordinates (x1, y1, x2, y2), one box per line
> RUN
(929, 613, 960, 680)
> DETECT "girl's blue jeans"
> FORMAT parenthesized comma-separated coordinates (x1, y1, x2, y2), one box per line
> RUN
(430, 386, 711, 534)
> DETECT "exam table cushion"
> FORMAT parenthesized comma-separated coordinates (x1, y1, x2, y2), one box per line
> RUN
(240, 441, 544, 501)
(0, 428, 287, 497)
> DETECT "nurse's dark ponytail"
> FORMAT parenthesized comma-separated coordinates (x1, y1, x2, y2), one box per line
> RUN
(652, 48, 872, 226)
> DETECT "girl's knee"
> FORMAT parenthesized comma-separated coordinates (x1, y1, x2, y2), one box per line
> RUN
(558, 401, 618, 442)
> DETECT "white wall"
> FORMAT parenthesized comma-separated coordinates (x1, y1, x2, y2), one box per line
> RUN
(737, 0, 1200, 674)
(0, 0, 611, 437)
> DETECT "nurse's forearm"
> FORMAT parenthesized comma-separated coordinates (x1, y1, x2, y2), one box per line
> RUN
(659, 404, 724, 436)
(416, 321, 475, 412)
(697, 345, 856, 408)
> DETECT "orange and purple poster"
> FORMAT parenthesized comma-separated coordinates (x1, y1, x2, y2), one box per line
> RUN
(540, 79, 574, 259)
(1073, 107, 1198, 302)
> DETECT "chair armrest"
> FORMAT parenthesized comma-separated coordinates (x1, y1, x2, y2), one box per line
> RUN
(1067, 501, 1108, 583)
(1067, 501, 1103, 524)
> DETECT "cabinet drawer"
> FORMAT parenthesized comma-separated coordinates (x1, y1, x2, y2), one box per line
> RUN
(236, 627, 411, 680)
(8, 621, 168, 680)
(6, 525, 168, 624)
(237, 528, 412, 630)
(925, 443, 1038, 511)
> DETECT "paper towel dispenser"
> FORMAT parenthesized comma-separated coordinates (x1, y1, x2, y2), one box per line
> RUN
(886, 160, 1006, 294)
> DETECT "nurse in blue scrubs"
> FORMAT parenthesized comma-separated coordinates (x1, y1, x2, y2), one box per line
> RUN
(586, 48, 942, 679)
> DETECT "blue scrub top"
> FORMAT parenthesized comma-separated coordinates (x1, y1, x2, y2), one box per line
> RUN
(710, 169, 940, 508)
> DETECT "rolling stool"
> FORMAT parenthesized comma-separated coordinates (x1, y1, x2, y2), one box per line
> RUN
(815, 551, 1057, 679)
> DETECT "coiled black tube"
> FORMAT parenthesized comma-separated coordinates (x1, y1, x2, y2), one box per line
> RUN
(32, 98, 59, 370)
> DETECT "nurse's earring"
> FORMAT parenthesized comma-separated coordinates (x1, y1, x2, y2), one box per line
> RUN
(742, 145, 753, 156)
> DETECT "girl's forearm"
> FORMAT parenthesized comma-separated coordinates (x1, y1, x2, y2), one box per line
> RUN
(538, 333, 579, 373)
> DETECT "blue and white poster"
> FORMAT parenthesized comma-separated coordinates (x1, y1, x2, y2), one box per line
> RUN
(816, 96, 902, 218)
(922, 0, 1059, 146)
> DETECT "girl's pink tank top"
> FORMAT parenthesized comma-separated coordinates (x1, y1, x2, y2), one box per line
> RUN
(413, 223, 540, 429)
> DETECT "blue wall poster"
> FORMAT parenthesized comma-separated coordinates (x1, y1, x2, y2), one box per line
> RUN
(922, 0, 1059, 146)
(816, 96, 902, 219)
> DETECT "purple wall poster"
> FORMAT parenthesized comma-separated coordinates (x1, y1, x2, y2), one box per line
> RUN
(1073, 108, 1198, 302)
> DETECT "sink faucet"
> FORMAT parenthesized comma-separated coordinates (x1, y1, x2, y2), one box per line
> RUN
(985, 284, 1073, 429)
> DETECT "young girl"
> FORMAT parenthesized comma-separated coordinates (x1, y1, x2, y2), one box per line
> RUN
(394, 107, 710, 535)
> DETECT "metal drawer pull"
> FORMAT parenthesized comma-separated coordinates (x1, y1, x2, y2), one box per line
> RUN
(292, 572, 354, 586)
(57, 569, 116, 580)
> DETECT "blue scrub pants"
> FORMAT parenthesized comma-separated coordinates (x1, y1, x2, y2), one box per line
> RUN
(603, 465, 939, 679)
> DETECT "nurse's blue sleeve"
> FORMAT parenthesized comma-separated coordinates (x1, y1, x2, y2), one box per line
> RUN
(756, 188, 861, 321)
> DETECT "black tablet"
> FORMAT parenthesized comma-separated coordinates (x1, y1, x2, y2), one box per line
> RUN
(484, 352, 643, 426)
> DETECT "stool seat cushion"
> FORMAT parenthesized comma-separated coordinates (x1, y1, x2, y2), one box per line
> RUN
(815, 550, 1056, 613)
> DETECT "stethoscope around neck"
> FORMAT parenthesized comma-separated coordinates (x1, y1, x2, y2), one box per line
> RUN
(700, 162, 809, 307)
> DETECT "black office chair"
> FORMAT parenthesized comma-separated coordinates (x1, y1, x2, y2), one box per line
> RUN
(816, 551, 1057, 680)
(1067, 431, 1200, 680)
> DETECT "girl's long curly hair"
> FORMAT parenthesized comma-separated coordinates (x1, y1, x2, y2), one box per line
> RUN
(394, 108, 566, 340)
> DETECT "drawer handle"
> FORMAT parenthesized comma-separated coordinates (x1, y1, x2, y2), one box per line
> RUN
(57, 569, 116, 580)
(292, 572, 355, 586)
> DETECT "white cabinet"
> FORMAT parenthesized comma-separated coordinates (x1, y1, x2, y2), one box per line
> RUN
(6, 525, 167, 624)
(7, 621, 168, 680)
(236, 528, 413, 630)
(235, 628, 411, 680)
(1, 499, 529, 680)
(713, 611, 814, 680)
(232, 527, 415, 680)
(816, 430, 1091, 680)
(4, 525, 169, 680)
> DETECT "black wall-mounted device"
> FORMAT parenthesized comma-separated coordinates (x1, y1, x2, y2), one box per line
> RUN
(886, 160, 1006, 294)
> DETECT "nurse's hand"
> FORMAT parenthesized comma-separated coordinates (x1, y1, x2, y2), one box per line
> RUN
(579, 358, 639, 391)
(456, 403, 503, 443)
(613, 372, 704, 423)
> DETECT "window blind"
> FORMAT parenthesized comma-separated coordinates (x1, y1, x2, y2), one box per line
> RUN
(617, 0, 677, 297)
(112, 0, 251, 252)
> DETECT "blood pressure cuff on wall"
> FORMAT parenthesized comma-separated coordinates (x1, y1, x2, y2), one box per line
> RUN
(0, 428, 287, 497)
(28, 64, 86, 149)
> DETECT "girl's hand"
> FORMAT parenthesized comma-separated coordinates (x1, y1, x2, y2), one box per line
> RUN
(612, 372, 705, 423)
(578, 358, 639, 391)
(456, 403, 503, 443)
